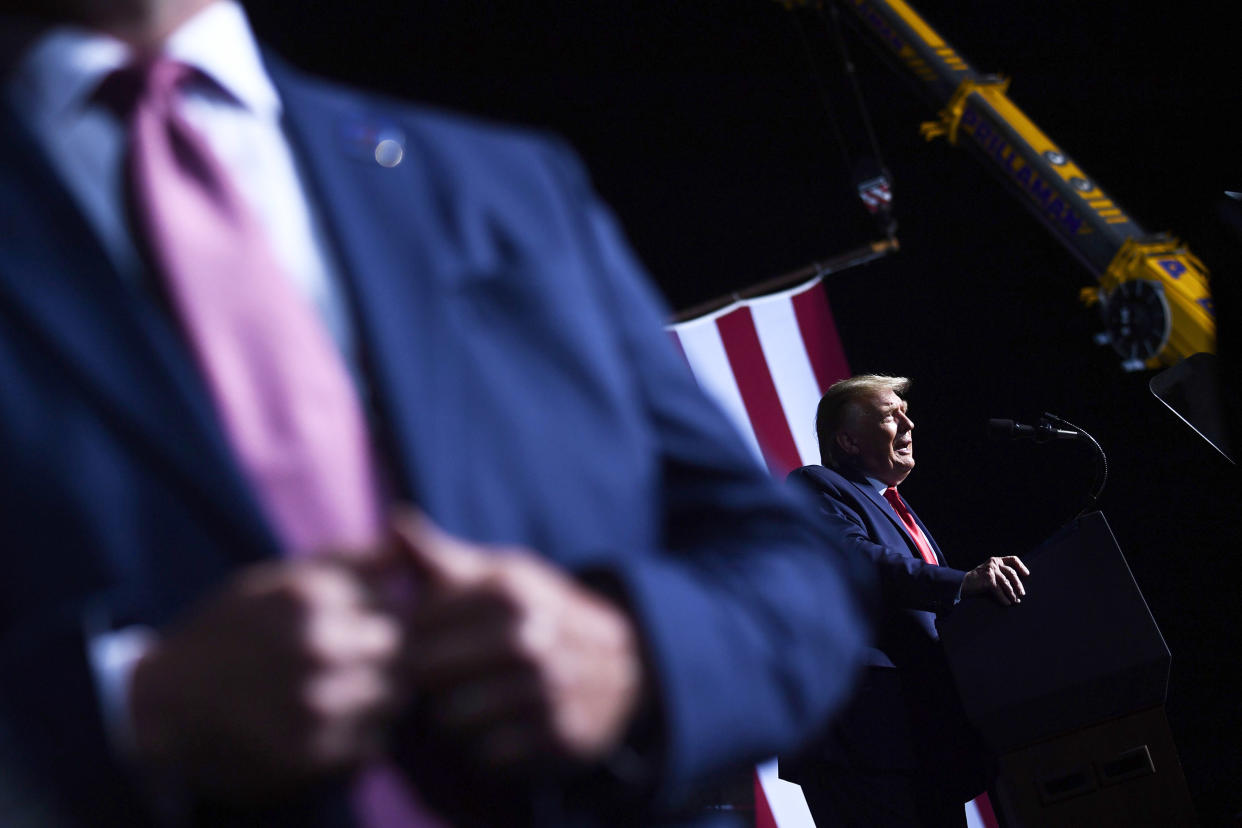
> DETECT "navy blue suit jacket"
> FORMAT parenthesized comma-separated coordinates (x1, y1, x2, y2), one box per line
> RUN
(784, 466, 987, 797)
(0, 56, 870, 826)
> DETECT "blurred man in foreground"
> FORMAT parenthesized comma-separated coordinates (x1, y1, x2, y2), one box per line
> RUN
(0, 1, 871, 824)
(782, 375, 1028, 826)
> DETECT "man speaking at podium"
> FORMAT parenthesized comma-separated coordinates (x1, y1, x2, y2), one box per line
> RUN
(782, 375, 1030, 827)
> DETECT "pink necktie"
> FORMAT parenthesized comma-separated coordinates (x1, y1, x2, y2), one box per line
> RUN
(883, 486, 939, 566)
(103, 57, 381, 556)
(102, 58, 439, 826)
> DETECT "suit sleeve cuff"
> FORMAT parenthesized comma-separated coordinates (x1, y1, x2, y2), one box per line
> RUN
(938, 567, 969, 613)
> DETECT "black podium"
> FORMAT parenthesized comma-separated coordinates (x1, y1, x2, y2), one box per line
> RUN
(937, 511, 1195, 826)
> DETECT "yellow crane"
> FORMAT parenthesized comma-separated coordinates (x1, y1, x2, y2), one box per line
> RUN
(779, 0, 1215, 370)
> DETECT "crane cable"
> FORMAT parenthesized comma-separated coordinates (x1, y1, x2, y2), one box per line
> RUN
(787, 1, 896, 238)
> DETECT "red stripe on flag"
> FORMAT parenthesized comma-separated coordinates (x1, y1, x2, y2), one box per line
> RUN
(753, 771, 779, 828)
(717, 307, 802, 476)
(791, 282, 851, 394)
(975, 793, 1000, 828)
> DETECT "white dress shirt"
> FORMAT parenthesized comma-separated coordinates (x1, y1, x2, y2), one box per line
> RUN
(3, 0, 358, 755)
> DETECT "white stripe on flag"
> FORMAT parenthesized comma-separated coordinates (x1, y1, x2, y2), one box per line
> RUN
(749, 293, 824, 468)
(672, 318, 766, 468)
(756, 759, 816, 827)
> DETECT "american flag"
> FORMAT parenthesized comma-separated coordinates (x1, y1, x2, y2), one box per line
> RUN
(668, 275, 849, 477)
(857, 175, 893, 216)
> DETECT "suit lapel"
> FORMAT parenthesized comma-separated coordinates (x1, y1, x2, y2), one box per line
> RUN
(0, 103, 277, 561)
(270, 60, 478, 511)
(846, 472, 944, 565)
(848, 473, 907, 535)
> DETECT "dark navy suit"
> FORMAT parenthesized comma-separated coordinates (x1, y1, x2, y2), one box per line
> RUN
(0, 55, 870, 827)
(782, 465, 991, 826)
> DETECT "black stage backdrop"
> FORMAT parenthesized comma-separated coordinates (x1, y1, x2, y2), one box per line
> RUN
(248, 1, 1241, 821)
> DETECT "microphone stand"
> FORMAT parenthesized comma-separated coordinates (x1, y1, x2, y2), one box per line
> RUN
(1044, 412, 1109, 515)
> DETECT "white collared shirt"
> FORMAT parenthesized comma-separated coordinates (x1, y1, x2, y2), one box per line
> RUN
(867, 476, 891, 496)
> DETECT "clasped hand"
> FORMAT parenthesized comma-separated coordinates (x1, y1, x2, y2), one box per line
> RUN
(129, 511, 645, 799)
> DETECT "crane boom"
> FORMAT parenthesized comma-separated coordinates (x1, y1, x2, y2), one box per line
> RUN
(783, 0, 1215, 369)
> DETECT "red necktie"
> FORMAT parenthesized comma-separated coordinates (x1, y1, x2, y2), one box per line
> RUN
(101, 57, 442, 827)
(883, 487, 939, 566)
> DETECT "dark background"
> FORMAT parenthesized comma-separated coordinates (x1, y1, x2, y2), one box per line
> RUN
(248, 1, 1241, 821)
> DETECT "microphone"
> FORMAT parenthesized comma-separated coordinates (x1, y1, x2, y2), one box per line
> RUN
(987, 418, 1082, 443)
